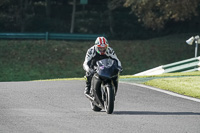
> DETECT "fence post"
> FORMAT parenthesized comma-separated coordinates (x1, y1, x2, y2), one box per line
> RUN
(45, 32, 49, 41)
(195, 43, 198, 57)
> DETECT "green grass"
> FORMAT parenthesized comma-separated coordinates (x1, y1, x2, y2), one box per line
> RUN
(34, 77, 84, 81)
(0, 33, 200, 81)
(121, 71, 200, 79)
(144, 76, 200, 99)
(0, 40, 89, 81)
(120, 71, 200, 99)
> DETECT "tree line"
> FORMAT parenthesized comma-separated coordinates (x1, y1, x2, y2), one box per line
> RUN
(0, 0, 200, 39)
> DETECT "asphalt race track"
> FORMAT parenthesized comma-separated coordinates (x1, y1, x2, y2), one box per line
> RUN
(0, 80, 200, 133)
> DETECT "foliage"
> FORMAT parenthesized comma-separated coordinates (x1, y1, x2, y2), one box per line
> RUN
(124, 0, 200, 30)
(0, 0, 200, 39)
(0, 0, 35, 32)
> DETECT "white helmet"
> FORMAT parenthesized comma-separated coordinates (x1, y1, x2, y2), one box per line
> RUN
(95, 37, 109, 55)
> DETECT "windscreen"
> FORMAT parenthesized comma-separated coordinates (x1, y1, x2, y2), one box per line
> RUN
(97, 58, 114, 69)
(96, 58, 118, 78)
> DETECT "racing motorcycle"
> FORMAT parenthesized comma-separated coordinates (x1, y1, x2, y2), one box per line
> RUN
(85, 58, 122, 114)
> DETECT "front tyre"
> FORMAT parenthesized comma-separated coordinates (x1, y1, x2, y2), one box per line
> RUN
(104, 84, 114, 114)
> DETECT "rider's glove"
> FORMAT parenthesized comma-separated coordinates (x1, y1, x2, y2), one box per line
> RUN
(118, 66, 123, 73)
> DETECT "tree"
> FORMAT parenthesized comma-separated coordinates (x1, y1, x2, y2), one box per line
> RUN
(124, 0, 200, 30)
(0, 0, 35, 32)
(107, 0, 124, 35)
(70, 0, 76, 33)
(46, 0, 51, 18)
(18, 0, 35, 32)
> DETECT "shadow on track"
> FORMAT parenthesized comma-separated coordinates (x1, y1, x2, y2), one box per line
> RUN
(114, 111, 200, 115)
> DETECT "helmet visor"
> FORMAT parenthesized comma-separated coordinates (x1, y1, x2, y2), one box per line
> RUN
(98, 47, 106, 53)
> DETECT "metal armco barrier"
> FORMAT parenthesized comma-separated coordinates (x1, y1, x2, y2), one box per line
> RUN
(134, 56, 200, 76)
(163, 57, 200, 73)
(0, 32, 104, 41)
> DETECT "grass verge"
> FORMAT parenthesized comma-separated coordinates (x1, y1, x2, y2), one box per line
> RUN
(144, 76, 200, 99)
(34, 77, 84, 81)
(120, 71, 200, 99)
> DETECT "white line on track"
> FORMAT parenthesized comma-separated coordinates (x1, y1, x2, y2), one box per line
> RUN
(120, 82, 200, 103)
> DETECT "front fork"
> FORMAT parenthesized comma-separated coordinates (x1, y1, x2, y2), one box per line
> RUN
(91, 74, 118, 106)
(101, 79, 117, 102)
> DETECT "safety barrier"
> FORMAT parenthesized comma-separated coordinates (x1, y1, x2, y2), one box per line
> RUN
(134, 56, 200, 76)
(0, 32, 104, 41)
(163, 57, 200, 73)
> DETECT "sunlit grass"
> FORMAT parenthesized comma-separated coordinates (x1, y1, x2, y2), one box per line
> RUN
(120, 71, 200, 99)
(120, 71, 200, 79)
(144, 76, 200, 99)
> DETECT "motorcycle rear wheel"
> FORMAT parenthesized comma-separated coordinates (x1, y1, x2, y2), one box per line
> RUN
(104, 84, 114, 114)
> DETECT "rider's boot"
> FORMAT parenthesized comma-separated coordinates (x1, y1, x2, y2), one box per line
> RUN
(84, 76, 91, 95)
(84, 84, 91, 95)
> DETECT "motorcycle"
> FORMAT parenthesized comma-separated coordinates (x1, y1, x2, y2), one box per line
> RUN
(85, 58, 122, 114)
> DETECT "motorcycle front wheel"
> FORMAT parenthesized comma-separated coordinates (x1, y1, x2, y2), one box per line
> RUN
(104, 84, 114, 114)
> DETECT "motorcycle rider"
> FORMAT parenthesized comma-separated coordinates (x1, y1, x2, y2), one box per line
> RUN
(83, 36, 122, 95)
